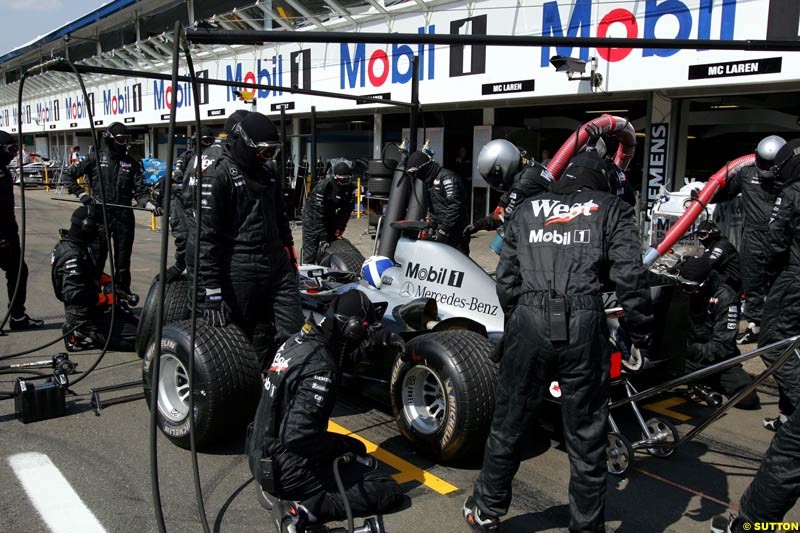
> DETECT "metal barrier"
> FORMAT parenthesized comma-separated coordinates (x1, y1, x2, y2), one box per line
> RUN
(610, 335, 800, 450)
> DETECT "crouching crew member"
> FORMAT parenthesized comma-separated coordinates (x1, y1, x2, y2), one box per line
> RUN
(248, 290, 404, 525)
(464, 156, 653, 532)
(51, 207, 119, 351)
(302, 162, 356, 264)
(677, 256, 759, 409)
(694, 220, 741, 292)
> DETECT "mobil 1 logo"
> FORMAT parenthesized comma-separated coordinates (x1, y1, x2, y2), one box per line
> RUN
(405, 262, 465, 288)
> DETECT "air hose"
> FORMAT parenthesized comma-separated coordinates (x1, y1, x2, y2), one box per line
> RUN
(9, 59, 116, 387)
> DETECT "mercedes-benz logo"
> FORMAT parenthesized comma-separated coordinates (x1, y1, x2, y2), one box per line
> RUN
(399, 281, 414, 298)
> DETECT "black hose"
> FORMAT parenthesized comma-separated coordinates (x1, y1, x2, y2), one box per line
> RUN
(333, 455, 355, 533)
(0, 73, 30, 332)
(58, 59, 116, 389)
(0, 326, 77, 360)
(147, 21, 185, 533)
(8, 58, 115, 389)
(181, 28, 212, 533)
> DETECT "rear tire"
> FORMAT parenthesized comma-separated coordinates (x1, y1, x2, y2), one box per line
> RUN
(142, 320, 262, 449)
(324, 239, 366, 274)
(390, 330, 497, 462)
(135, 275, 191, 358)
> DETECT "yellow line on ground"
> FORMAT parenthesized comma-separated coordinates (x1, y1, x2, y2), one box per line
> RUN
(328, 421, 459, 495)
(642, 396, 691, 422)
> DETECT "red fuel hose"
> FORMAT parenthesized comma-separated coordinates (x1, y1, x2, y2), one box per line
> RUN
(546, 114, 637, 179)
(643, 153, 755, 266)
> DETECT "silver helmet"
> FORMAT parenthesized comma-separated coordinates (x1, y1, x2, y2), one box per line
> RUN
(477, 139, 521, 191)
(755, 135, 786, 177)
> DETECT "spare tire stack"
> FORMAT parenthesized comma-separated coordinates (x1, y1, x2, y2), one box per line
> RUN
(366, 159, 396, 230)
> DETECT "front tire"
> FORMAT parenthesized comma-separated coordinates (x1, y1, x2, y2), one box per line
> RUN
(142, 320, 262, 449)
(390, 330, 497, 462)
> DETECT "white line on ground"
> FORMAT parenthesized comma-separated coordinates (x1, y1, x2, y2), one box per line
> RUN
(8, 452, 107, 533)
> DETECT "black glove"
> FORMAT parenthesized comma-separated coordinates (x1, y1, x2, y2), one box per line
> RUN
(383, 331, 407, 358)
(340, 452, 378, 470)
(165, 264, 184, 283)
(145, 201, 163, 217)
(78, 192, 95, 206)
(463, 215, 496, 236)
(585, 123, 603, 138)
(426, 228, 448, 242)
(203, 288, 231, 327)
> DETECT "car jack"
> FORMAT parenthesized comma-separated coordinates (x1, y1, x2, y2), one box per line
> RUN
(90, 380, 144, 416)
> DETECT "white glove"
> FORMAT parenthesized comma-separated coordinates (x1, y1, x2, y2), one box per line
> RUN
(145, 202, 163, 216)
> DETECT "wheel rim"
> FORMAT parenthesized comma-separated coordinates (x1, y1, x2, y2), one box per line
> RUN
(401, 365, 447, 435)
(645, 418, 677, 457)
(607, 433, 631, 474)
(158, 354, 191, 423)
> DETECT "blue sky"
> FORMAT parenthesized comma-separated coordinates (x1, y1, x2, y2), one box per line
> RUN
(0, 0, 108, 56)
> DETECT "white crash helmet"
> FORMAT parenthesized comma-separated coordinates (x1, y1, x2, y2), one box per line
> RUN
(477, 139, 521, 191)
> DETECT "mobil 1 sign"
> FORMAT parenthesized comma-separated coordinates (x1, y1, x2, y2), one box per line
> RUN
(688, 57, 782, 80)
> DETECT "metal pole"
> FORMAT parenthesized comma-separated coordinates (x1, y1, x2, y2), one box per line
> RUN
(408, 56, 419, 154)
(280, 107, 287, 184)
(310, 106, 317, 183)
(185, 28, 800, 52)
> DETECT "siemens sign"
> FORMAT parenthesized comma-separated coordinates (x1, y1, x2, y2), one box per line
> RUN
(540, 0, 738, 66)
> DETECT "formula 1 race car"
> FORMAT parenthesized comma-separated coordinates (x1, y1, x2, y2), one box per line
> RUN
(137, 117, 688, 464)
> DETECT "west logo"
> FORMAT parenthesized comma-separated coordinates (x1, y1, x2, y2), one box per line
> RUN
(530, 199, 599, 225)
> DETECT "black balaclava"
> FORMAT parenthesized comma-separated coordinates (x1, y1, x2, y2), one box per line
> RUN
(406, 150, 440, 183)
(0, 130, 15, 167)
(231, 112, 278, 175)
(333, 162, 353, 185)
(224, 110, 250, 138)
(552, 151, 610, 195)
(695, 220, 720, 248)
(67, 206, 98, 243)
(678, 256, 714, 299)
(199, 126, 215, 151)
(104, 122, 129, 158)
(319, 290, 378, 368)
(774, 138, 800, 187)
(599, 133, 620, 160)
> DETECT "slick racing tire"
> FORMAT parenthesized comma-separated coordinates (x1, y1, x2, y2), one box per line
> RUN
(142, 320, 262, 449)
(367, 158, 394, 177)
(323, 239, 366, 274)
(390, 330, 497, 462)
(135, 274, 191, 358)
(367, 177, 392, 196)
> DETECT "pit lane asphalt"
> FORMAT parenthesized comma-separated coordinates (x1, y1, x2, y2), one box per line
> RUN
(1, 188, 798, 533)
